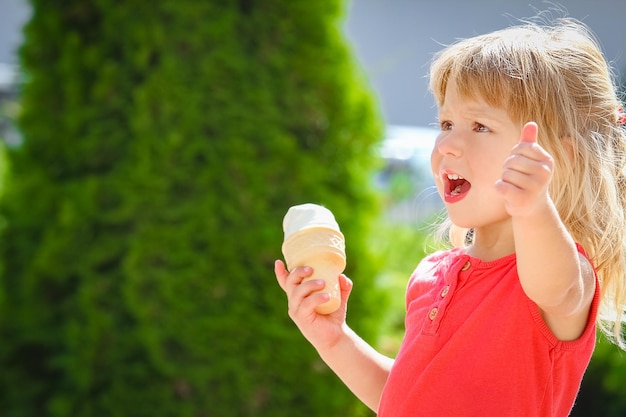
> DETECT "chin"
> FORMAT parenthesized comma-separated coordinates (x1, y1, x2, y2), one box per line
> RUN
(445, 211, 476, 229)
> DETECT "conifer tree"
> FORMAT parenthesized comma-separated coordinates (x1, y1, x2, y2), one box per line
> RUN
(0, 1, 383, 416)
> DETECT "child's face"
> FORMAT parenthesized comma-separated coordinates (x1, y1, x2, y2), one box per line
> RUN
(431, 80, 522, 231)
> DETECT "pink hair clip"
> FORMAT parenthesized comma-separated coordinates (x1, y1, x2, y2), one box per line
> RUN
(618, 106, 626, 125)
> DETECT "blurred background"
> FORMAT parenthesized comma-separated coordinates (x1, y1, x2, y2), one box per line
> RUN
(0, 0, 624, 416)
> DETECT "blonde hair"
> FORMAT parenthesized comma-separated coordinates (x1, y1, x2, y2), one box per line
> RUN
(429, 18, 626, 347)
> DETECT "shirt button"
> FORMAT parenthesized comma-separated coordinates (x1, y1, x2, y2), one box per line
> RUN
(440, 286, 450, 298)
(461, 261, 471, 271)
(428, 307, 438, 320)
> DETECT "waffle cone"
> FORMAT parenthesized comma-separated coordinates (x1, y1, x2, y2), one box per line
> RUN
(282, 227, 346, 314)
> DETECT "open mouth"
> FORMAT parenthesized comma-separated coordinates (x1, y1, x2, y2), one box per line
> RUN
(444, 173, 471, 199)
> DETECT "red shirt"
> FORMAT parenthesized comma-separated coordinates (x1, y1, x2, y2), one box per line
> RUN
(377, 246, 599, 417)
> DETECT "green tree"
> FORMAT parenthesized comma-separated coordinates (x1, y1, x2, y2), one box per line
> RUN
(0, 1, 383, 416)
(571, 334, 626, 417)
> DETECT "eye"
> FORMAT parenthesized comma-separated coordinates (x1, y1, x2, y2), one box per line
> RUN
(474, 122, 490, 133)
(439, 120, 453, 131)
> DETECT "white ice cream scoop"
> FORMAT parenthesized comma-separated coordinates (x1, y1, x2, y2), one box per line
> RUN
(282, 203, 340, 240)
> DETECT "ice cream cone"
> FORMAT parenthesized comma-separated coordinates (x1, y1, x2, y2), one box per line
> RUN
(281, 204, 346, 314)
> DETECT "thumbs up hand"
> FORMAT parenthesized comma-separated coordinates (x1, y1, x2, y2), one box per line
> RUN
(495, 122, 555, 218)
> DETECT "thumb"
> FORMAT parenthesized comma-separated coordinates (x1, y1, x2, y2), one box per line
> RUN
(520, 121, 538, 144)
(338, 274, 353, 306)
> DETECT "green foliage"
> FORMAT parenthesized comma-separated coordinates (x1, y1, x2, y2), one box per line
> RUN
(571, 334, 626, 417)
(0, 1, 384, 416)
(367, 219, 433, 356)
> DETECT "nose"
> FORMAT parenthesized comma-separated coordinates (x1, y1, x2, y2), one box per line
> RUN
(434, 131, 463, 158)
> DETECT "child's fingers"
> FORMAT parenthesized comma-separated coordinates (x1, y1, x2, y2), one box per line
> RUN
(275, 261, 314, 294)
(519, 121, 538, 144)
(274, 259, 289, 291)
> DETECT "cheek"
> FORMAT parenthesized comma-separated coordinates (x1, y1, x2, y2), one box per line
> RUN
(476, 148, 509, 177)
(430, 148, 440, 176)
(430, 151, 446, 195)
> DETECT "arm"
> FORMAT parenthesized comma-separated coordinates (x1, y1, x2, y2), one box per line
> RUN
(317, 324, 394, 412)
(274, 261, 393, 411)
(496, 122, 596, 341)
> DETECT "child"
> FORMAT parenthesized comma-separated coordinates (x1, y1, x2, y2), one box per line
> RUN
(274, 17, 626, 416)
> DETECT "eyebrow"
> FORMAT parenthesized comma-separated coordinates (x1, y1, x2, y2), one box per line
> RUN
(439, 103, 508, 122)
